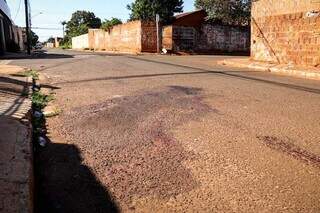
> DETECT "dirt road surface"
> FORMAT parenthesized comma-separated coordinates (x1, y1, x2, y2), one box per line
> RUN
(10, 49, 320, 213)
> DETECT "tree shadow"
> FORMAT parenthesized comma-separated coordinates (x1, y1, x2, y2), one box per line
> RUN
(34, 141, 119, 213)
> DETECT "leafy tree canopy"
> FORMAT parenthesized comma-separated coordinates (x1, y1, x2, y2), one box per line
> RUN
(195, 0, 251, 26)
(65, 10, 101, 38)
(46, 37, 55, 43)
(101, 18, 123, 30)
(127, 0, 184, 23)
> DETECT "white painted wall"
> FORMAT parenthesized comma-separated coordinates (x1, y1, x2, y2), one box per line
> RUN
(72, 34, 89, 49)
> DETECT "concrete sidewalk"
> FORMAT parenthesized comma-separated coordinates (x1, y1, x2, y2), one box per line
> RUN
(0, 66, 33, 213)
(219, 58, 320, 80)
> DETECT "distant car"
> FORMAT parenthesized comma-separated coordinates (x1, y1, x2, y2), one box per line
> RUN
(35, 43, 43, 50)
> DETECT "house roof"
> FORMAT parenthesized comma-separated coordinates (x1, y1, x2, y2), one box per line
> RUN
(170, 9, 207, 27)
(174, 9, 205, 20)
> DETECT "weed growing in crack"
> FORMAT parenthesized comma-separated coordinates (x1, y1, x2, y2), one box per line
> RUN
(31, 91, 54, 110)
(28, 70, 54, 148)
(20, 69, 40, 80)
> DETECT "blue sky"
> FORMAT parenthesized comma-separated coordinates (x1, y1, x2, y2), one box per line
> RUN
(8, 0, 195, 41)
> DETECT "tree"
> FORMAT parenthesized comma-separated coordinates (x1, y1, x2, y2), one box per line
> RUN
(30, 31, 39, 47)
(65, 10, 101, 38)
(101, 18, 122, 31)
(47, 37, 55, 43)
(127, 0, 184, 23)
(195, 0, 251, 26)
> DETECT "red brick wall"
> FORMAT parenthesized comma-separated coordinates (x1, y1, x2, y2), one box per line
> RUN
(88, 21, 157, 53)
(251, 0, 320, 67)
(141, 22, 157, 52)
(162, 26, 173, 50)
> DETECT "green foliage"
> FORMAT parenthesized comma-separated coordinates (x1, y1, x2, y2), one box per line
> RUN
(127, 0, 184, 23)
(31, 31, 39, 47)
(195, 0, 251, 26)
(101, 18, 123, 30)
(65, 10, 101, 38)
(61, 20, 67, 26)
(47, 37, 55, 43)
(32, 91, 54, 110)
(21, 69, 39, 80)
(59, 37, 72, 49)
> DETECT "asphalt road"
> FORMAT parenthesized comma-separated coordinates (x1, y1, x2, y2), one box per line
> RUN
(10, 49, 320, 212)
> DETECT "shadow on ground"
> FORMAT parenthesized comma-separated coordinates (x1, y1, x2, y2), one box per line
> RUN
(0, 50, 74, 60)
(35, 141, 119, 213)
(0, 76, 60, 117)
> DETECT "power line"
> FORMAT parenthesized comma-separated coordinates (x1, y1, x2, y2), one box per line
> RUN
(32, 27, 62, 30)
(13, 0, 22, 22)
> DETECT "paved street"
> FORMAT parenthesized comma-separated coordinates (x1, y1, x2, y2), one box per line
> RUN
(10, 49, 320, 212)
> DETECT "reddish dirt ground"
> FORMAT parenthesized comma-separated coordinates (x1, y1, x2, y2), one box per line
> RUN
(11, 49, 320, 213)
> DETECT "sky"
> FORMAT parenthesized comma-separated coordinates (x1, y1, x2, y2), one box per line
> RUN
(7, 0, 195, 42)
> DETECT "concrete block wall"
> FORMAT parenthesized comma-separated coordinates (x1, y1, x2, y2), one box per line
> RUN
(198, 24, 250, 52)
(72, 34, 89, 49)
(162, 24, 250, 53)
(251, 0, 320, 66)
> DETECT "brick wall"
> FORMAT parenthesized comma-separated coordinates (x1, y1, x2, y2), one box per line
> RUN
(141, 22, 157, 52)
(86, 21, 157, 53)
(162, 26, 173, 50)
(251, 0, 320, 66)
(162, 24, 250, 53)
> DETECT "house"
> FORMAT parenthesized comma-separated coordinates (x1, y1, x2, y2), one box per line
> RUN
(162, 10, 250, 54)
(251, 0, 320, 67)
(0, 0, 25, 54)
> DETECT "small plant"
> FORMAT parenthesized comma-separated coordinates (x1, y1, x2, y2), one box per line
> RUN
(31, 91, 54, 110)
(20, 70, 40, 80)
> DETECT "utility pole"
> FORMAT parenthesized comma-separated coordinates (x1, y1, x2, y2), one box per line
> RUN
(156, 14, 161, 53)
(24, 0, 31, 55)
(61, 21, 67, 37)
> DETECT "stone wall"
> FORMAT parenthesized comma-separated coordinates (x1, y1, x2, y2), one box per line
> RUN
(251, 0, 320, 66)
(85, 21, 157, 53)
(162, 24, 250, 53)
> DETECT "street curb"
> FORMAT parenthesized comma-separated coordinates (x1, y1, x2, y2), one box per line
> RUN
(22, 75, 34, 213)
(218, 59, 320, 80)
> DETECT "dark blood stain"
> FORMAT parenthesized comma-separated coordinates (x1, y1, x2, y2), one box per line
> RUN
(58, 86, 214, 207)
(257, 136, 320, 168)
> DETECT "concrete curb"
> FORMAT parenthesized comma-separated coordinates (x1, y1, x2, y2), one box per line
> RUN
(218, 59, 320, 80)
